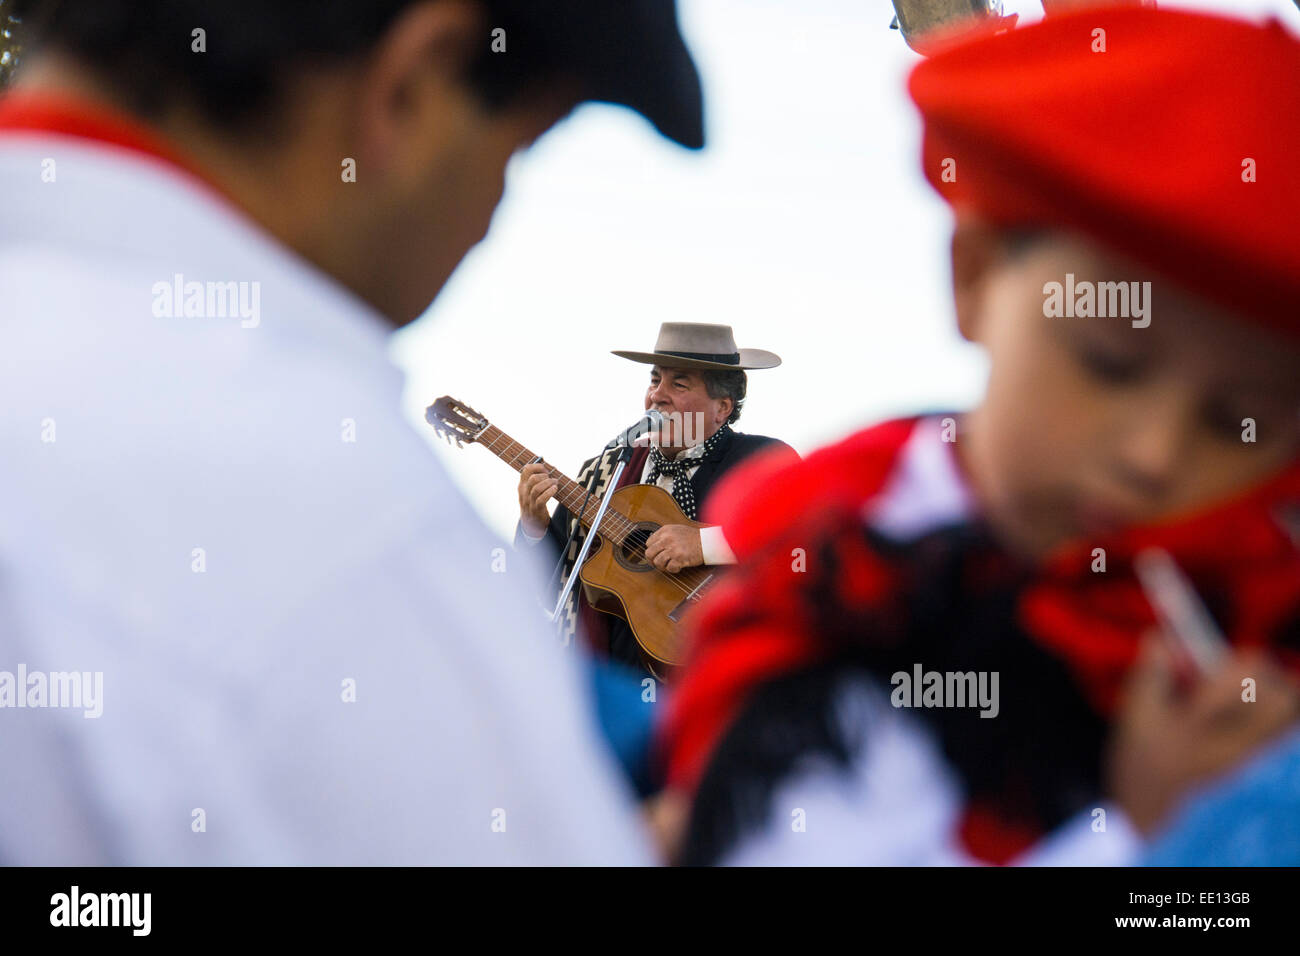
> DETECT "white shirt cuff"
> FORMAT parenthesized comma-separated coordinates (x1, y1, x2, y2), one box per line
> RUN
(699, 525, 736, 565)
(519, 523, 547, 543)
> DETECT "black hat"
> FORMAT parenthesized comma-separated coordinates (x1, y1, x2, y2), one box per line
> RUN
(476, 0, 705, 149)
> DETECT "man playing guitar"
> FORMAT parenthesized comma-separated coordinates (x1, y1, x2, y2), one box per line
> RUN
(515, 323, 795, 672)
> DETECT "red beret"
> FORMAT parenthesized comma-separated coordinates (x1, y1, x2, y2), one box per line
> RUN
(909, 7, 1300, 338)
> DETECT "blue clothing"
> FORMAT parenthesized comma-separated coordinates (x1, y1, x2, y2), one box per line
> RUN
(1143, 726, 1300, 866)
(587, 657, 664, 798)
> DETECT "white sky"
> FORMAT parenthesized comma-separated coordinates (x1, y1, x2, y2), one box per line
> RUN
(394, 0, 1300, 541)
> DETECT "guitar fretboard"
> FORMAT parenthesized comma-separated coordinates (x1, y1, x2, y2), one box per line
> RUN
(476, 424, 636, 545)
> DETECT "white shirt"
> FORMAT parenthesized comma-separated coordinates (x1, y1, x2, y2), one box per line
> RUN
(0, 132, 651, 864)
(722, 417, 1143, 866)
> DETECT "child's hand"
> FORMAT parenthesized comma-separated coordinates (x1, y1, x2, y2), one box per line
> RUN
(1107, 636, 1300, 835)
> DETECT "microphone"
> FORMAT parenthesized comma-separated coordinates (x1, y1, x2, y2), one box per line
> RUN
(890, 0, 1013, 54)
(605, 409, 665, 449)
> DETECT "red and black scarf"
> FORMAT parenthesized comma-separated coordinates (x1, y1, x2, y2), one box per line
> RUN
(659, 417, 1300, 864)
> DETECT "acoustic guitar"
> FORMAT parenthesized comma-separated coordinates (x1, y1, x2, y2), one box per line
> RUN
(426, 396, 718, 671)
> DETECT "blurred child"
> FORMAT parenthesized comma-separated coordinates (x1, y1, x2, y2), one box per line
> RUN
(656, 6, 1300, 865)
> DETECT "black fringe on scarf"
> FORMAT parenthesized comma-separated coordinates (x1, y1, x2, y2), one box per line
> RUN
(680, 524, 1111, 866)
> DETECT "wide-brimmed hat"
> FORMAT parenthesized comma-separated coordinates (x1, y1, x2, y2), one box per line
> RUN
(612, 323, 781, 371)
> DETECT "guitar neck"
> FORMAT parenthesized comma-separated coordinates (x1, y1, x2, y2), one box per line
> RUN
(475, 424, 629, 540)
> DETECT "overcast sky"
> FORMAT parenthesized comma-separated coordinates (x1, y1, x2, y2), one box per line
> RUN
(394, 0, 1300, 541)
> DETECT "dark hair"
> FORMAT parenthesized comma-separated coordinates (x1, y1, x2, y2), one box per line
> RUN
(701, 368, 746, 425)
(7, 1, 560, 132)
(0, 2, 20, 88)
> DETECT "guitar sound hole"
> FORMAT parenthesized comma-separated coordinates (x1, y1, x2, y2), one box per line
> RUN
(616, 524, 659, 571)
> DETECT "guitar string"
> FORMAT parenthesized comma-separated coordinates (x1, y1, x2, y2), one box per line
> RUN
(491, 433, 705, 598)
(482, 430, 646, 543)
(436, 410, 709, 608)
(482, 428, 707, 599)
(439, 413, 705, 597)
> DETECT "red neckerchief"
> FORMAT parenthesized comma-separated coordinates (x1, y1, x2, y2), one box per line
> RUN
(0, 90, 230, 202)
(659, 416, 1300, 862)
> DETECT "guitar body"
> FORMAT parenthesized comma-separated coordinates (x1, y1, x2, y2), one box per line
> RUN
(576, 483, 717, 672)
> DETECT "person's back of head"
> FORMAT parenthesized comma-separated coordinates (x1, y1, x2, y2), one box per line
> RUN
(7, 0, 704, 322)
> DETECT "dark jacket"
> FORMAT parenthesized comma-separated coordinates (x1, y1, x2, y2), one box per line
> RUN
(515, 429, 795, 670)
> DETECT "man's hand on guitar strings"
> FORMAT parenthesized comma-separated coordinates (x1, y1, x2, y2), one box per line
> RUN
(645, 525, 705, 574)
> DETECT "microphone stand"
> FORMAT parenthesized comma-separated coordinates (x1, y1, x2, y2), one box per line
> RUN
(549, 440, 635, 634)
